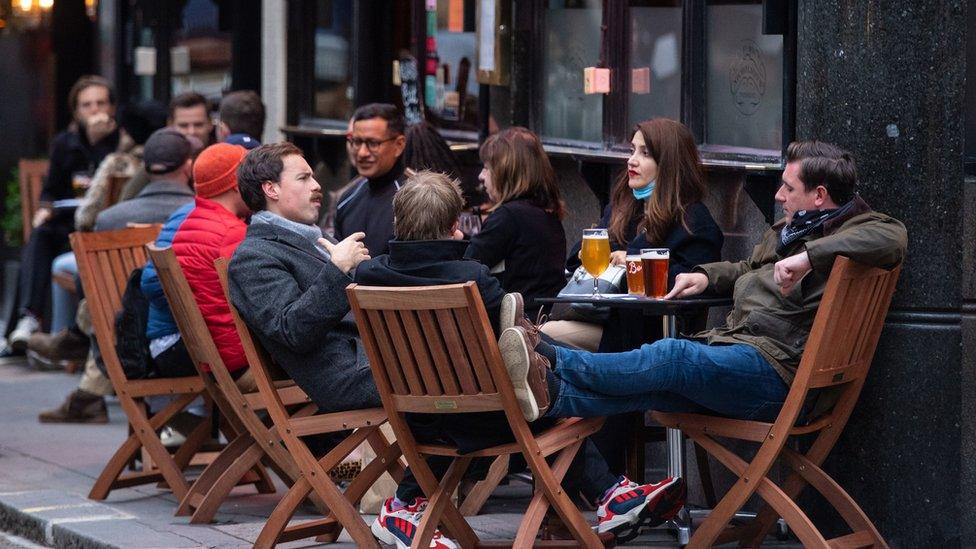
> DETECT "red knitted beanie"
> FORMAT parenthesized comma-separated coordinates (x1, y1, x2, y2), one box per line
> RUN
(193, 143, 247, 198)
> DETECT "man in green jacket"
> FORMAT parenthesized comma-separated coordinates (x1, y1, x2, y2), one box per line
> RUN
(500, 140, 908, 424)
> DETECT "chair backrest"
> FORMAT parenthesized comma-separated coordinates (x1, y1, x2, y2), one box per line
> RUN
(18, 159, 48, 242)
(70, 226, 162, 383)
(794, 256, 901, 390)
(347, 282, 514, 415)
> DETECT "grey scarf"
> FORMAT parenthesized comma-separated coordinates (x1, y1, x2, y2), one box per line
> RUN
(251, 210, 330, 259)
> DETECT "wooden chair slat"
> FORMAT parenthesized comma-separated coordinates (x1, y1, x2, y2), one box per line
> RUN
(416, 309, 462, 395)
(451, 307, 496, 393)
(381, 309, 431, 395)
(18, 159, 47, 242)
(434, 308, 479, 394)
(367, 309, 410, 394)
(399, 309, 448, 395)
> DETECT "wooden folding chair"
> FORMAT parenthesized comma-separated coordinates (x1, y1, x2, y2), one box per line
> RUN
(18, 158, 47, 243)
(347, 281, 607, 547)
(215, 258, 405, 548)
(147, 244, 319, 523)
(652, 256, 901, 548)
(73, 227, 214, 503)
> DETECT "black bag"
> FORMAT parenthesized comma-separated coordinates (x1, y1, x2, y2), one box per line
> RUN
(114, 267, 156, 379)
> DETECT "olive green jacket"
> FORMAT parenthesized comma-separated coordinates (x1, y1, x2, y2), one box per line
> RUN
(693, 198, 907, 384)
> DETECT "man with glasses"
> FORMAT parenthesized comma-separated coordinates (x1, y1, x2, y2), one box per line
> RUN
(335, 103, 410, 256)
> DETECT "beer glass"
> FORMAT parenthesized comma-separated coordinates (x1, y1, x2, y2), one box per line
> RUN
(581, 228, 610, 298)
(625, 254, 645, 295)
(641, 248, 670, 298)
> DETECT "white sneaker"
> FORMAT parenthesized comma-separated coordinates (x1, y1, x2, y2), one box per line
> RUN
(8, 314, 40, 352)
(371, 497, 457, 548)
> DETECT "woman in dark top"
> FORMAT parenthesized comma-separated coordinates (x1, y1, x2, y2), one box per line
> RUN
(464, 127, 566, 319)
(548, 118, 724, 351)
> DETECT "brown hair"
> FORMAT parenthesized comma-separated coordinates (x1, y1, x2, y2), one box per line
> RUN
(219, 90, 266, 139)
(168, 91, 210, 119)
(236, 142, 304, 212)
(479, 127, 564, 219)
(609, 118, 706, 245)
(68, 75, 116, 113)
(393, 170, 464, 241)
(785, 140, 857, 204)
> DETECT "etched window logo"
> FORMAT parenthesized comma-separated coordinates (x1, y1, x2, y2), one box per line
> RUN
(729, 40, 766, 116)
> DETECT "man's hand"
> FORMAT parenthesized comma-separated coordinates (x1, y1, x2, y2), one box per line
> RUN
(32, 207, 52, 228)
(663, 272, 708, 300)
(773, 251, 812, 295)
(320, 232, 370, 274)
(85, 112, 117, 145)
(610, 250, 627, 266)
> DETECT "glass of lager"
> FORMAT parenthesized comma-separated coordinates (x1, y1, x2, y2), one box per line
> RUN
(641, 248, 670, 299)
(581, 228, 611, 298)
(625, 255, 644, 295)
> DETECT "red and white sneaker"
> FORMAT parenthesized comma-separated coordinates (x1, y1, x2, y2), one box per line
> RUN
(371, 497, 458, 549)
(596, 476, 686, 543)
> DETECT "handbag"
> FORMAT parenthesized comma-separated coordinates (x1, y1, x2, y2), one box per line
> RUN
(550, 264, 627, 324)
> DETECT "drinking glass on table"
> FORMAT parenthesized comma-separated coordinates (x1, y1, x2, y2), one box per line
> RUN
(625, 254, 645, 295)
(581, 228, 611, 298)
(641, 248, 670, 299)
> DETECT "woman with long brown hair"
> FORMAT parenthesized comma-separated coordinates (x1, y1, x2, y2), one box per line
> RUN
(548, 118, 723, 351)
(465, 127, 567, 318)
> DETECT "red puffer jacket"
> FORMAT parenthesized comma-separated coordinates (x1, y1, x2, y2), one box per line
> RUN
(171, 197, 248, 372)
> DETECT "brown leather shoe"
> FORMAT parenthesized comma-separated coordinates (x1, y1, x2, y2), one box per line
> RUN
(498, 326, 550, 421)
(500, 293, 541, 348)
(38, 389, 108, 424)
(27, 328, 89, 370)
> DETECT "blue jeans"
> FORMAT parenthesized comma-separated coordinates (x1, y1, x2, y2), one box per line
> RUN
(546, 339, 789, 423)
(50, 252, 79, 333)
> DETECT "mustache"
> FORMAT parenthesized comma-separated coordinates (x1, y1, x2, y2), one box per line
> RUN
(310, 193, 323, 202)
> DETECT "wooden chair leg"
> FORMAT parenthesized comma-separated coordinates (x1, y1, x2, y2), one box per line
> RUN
(255, 476, 314, 549)
(459, 454, 509, 516)
(415, 456, 472, 549)
(188, 442, 267, 524)
(514, 440, 583, 547)
(694, 442, 718, 509)
(399, 445, 479, 547)
(177, 431, 254, 516)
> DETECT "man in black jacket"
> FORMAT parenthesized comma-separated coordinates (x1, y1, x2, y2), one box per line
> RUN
(334, 103, 408, 257)
(6, 75, 121, 353)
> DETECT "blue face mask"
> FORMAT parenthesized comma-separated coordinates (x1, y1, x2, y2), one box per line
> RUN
(632, 181, 655, 201)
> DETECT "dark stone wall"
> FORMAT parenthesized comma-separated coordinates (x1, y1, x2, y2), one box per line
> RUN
(794, 2, 967, 547)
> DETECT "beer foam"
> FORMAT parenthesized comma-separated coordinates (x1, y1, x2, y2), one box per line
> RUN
(583, 234, 608, 239)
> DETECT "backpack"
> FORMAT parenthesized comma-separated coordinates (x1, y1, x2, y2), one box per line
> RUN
(114, 267, 156, 379)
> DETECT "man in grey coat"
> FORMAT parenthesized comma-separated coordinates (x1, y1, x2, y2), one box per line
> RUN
(227, 142, 374, 413)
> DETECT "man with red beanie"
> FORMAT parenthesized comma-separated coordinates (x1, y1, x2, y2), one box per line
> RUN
(140, 143, 251, 385)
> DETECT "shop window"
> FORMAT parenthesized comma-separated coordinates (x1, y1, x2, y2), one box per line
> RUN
(704, 0, 783, 152)
(313, 0, 354, 120)
(627, 0, 683, 129)
(172, 0, 232, 99)
(541, 0, 603, 143)
(425, 0, 480, 132)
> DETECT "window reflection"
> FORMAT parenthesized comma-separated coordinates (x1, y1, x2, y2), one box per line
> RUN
(705, 1, 783, 151)
(313, 0, 354, 120)
(172, 0, 231, 100)
(427, 0, 480, 131)
(542, 0, 603, 143)
(628, 1, 683, 129)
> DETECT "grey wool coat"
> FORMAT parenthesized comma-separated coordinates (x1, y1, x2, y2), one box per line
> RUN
(227, 221, 381, 413)
(93, 180, 195, 231)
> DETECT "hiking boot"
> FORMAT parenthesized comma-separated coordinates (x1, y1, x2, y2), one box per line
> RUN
(597, 476, 686, 543)
(38, 389, 108, 424)
(8, 314, 40, 353)
(500, 293, 541, 348)
(498, 327, 550, 421)
(371, 497, 457, 548)
(26, 328, 89, 370)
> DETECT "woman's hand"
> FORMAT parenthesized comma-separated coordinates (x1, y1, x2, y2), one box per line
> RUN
(610, 250, 627, 266)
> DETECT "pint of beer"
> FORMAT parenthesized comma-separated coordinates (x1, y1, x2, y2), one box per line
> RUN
(581, 228, 610, 297)
(625, 255, 644, 295)
(641, 248, 669, 298)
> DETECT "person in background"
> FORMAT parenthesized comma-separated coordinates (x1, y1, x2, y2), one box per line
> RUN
(26, 100, 169, 370)
(216, 90, 265, 150)
(464, 127, 566, 320)
(544, 118, 724, 352)
(4, 75, 121, 354)
(168, 91, 214, 147)
(334, 103, 409, 256)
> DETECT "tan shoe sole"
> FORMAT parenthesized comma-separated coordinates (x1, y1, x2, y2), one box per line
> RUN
(498, 327, 540, 421)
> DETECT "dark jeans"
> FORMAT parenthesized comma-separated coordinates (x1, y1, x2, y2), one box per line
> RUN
(152, 338, 197, 378)
(17, 210, 74, 318)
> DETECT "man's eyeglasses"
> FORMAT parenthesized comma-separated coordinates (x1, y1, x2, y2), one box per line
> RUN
(346, 135, 397, 153)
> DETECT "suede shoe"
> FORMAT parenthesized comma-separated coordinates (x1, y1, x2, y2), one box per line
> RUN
(27, 328, 90, 370)
(498, 326, 550, 421)
(500, 292, 541, 348)
(38, 389, 108, 424)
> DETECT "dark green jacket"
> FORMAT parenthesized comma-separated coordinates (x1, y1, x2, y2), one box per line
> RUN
(693, 197, 907, 384)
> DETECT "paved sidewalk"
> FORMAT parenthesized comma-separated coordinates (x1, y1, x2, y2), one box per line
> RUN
(0, 358, 799, 548)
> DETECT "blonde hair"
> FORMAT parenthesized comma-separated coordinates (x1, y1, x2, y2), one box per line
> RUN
(393, 170, 464, 241)
(479, 127, 565, 219)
